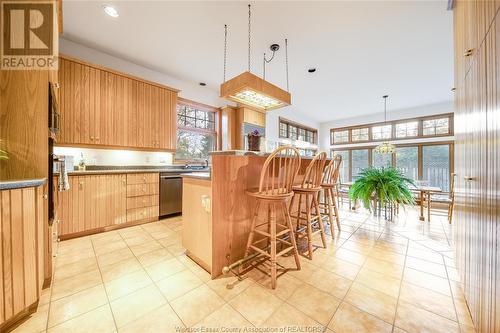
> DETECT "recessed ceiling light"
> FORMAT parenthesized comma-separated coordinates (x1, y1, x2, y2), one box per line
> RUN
(308, 68, 316, 73)
(103, 5, 119, 18)
(199, 82, 207, 86)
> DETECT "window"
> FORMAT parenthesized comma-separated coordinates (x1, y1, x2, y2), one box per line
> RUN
(176, 100, 217, 161)
(352, 128, 369, 141)
(372, 124, 392, 140)
(372, 149, 393, 168)
(422, 145, 450, 191)
(279, 118, 318, 144)
(333, 150, 350, 183)
(396, 147, 418, 181)
(298, 148, 317, 157)
(395, 121, 418, 138)
(352, 149, 369, 179)
(423, 117, 450, 136)
(333, 130, 349, 144)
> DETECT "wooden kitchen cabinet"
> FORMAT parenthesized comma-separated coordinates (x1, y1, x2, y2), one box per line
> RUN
(56, 173, 159, 239)
(58, 56, 178, 151)
(57, 174, 127, 238)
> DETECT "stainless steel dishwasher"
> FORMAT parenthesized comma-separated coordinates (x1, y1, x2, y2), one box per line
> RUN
(159, 173, 183, 217)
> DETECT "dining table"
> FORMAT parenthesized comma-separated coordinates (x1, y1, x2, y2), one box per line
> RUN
(411, 185, 442, 221)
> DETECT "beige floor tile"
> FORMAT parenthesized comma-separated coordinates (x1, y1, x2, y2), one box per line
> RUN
(228, 283, 283, 326)
(156, 269, 203, 301)
(91, 232, 122, 247)
(341, 240, 374, 255)
(51, 269, 102, 301)
(110, 284, 167, 328)
(144, 257, 185, 281)
(104, 269, 153, 300)
(395, 300, 460, 333)
(206, 273, 254, 301)
(306, 267, 352, 299)
(136, 248, 173, 267)
(322, 257, 361, 280)
(286, 258, 319, 281)
(262, 302, 323, 331)
(363, 257, 404, 279)
(355, 267, 401, 298)
(454, 298, 475, 327)
(11, 304, 49, 333)
(403, 267, 452, 296)
(129, 241, 163, 256)
(97, 247, 135, 268)
(288, 283, 341, 325)
(399, 282, 456, 321)
(118, 304, 184, 333)
(368, 247, 406, 265)
(328, 302, 393, 333)
(55, 249, 95, 267)
(171, 285, 225, 327)
(255, 271, 304, 301)
(166, 242, 187, 256)
(100, 257, 143, 282)
(47, 305, 115, 333)
(157, 233, 182, 247)
(193, 303, 253, 330)
(344, 282, 398, 323)
(177, 255, 212, 282)
(406, 247, 444, 265)
(334, 248, 367, 265)
(93, 239, 128, 256)
(405, 256, 448, 278)
(54, 257, 98, 281)
(48, 284, 108, 327)
(123, 234, 154, 247)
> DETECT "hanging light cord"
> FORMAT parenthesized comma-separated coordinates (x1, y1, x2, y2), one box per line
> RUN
(223, 24, 228, 83)
(285, 38, 289, 92)
(248, 4, 251, 72)
(383, 95, 388, 123)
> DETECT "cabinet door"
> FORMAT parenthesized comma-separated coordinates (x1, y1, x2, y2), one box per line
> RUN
(137, 82, 146, 148)
(113, 174, 127, 225)
(127, 79, 138, 148)
(114, 75, 127, 147)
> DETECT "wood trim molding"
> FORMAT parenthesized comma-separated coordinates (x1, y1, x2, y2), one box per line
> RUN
(177, 97, 219, 112)
(58, 54, 180, 93)
(54, 143, 176, 153)
(58, 217, 159, 241)
(0, 301, 39, 333)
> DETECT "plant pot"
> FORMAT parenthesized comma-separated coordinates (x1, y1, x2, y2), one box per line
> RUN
(247, 135, 261, 152)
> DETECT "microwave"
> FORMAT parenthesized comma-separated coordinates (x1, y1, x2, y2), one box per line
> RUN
(49, 82, 60, 136)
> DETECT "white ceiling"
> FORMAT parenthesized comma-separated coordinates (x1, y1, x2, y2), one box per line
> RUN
(62, 1, 454, 123)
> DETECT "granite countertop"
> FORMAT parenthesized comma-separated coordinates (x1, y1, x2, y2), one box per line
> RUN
(0, 178, 47, 190)
(55, 166, 210, 176)
(181, 172, 211, 180)
(210, 150, 325, 160)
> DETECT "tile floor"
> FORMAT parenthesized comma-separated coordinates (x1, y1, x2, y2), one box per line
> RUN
(11, 205, 476, 333)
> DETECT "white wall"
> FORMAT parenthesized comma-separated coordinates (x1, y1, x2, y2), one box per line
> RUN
(319, 101, 455, 151)
(266, 106, 320, 150)
(53, 147, 173, 167)
(59, 38, 225, 108)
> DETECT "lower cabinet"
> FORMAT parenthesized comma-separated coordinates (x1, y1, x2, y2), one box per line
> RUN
(57, 173, 159, 239)
(0, 185, 47, 330)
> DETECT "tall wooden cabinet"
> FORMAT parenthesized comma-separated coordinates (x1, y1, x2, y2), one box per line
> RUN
(58, 56, 178, 151)
(453, 2, 500, 332)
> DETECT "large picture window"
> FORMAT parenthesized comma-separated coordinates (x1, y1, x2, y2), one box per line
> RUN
(395, 147, 418, 181)
(176, 99, 218, 161)
(351, 149, 369, 179)
(330, 113, 453, 145)
(279, 118, 317, 144)
(422, 145, 450, 191)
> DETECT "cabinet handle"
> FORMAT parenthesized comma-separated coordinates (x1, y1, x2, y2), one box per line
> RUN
(43, 194, 48, 199)
(464, 48, 474, 57)
(90, 136, 94, 141)
(464, 176, 475, 181)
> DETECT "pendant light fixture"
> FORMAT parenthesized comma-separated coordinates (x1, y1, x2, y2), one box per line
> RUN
(374, 95, 396, 154)
(220, 4, 291, 111)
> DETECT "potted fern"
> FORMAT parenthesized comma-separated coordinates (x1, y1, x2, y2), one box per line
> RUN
(349, 167, 415, 219)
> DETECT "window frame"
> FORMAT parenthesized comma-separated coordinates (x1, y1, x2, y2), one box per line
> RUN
(279, 117, 318, 144)
(331, 141, 454, 192)
(329, 113, 453, 145)
(175, 98, 219, 163)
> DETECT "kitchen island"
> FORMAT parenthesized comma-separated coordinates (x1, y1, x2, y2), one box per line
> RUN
(181, 150, 318, 278)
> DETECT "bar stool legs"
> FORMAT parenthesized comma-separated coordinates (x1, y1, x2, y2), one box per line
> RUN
(244, 199, 301, 289)
(291, 191, 327, 260)
(319, 186, 341, 237)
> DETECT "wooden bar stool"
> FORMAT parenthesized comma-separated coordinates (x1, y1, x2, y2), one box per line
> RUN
(289, 152, 328, 260)
(244, 146, 302, 289)
(319, 154, 342, 237)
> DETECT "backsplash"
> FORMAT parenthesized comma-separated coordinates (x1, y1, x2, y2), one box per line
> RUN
(53, 147, 173, 167)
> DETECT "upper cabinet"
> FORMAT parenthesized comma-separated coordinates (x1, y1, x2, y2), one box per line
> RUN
(58, 56, 178, 151)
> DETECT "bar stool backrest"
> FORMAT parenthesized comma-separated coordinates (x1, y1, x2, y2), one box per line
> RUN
(298, 152, 327, 189)
(322, 154, 342, 185)
(258, 146, 301, 195)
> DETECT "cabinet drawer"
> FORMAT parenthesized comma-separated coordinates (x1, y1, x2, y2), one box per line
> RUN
(126, 183, 159, 197)
(126, 195, 159, 209)
(126, 205, 159, 222)
(127, 173, 159, 185)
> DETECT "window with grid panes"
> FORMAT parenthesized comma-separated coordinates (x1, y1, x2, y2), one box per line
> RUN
(352, 128, 369, 141)
(423, 118, 450, 136)
(395, 121, 418, 138)
(372, 124, 392, 140)
(333, 130, 349, 143)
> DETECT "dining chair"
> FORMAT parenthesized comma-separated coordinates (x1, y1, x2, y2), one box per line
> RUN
(428, 173, 456, 224)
